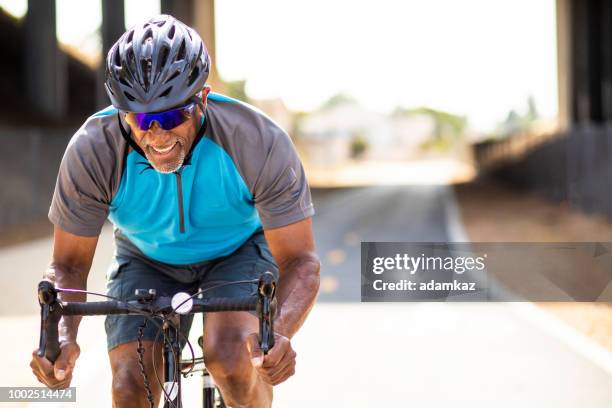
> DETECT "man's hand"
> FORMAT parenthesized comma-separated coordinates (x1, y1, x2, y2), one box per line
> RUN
(30, 342, 80, 389)
(246, 332, 296, 386)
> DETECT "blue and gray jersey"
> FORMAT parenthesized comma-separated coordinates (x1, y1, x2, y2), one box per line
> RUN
(49, 93, 315, 265)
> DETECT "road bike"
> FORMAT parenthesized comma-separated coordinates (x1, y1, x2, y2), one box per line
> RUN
(37, 271, 277, 408)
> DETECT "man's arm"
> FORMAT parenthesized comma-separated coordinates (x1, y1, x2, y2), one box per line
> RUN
(245, 217, 319, 386)
(263, 217, 320, 339)
(30, 226, 98, 389)
(47, 226, 98, 341)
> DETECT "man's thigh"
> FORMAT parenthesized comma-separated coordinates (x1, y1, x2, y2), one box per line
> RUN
(199, 229, 279, 315)
(199, 230, 279, 362)
(105, 255, 198, 352)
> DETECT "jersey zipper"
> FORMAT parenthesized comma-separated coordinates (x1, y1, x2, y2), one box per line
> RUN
(175, 172, 185, 233)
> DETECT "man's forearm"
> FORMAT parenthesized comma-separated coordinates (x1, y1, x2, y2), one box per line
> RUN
(45, 264, 88, 343)
(274, 253, 320, 339)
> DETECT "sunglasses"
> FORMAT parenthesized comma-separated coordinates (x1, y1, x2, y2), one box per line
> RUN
(130, 102, 197, 131)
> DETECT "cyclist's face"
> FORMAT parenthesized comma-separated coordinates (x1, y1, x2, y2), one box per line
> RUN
(125, 88, 209, 174)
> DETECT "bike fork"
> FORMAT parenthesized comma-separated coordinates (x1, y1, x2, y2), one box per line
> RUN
(203, 369, 215, 408)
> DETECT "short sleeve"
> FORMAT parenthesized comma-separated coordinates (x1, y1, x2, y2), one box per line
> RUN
(252, 129, 315, 229)
(48, 122, 117, 236)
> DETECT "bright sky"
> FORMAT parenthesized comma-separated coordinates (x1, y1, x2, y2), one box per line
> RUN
(0, 0, 557, 131)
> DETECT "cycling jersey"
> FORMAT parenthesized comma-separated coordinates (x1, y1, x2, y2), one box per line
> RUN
(49, 93, 315, 264)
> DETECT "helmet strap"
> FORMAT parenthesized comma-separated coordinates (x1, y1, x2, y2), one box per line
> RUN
(117, 112, 146, 158)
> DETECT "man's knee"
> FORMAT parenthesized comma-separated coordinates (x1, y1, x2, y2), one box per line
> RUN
(112, 369, 148, 401)
(109, 341, 161, 407)
(204, 335, 257, 398)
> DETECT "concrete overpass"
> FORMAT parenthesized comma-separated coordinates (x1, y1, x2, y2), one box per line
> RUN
(557, 0, 612, 129)
(23, 0, 222, 118)
(474, 0, 612, 221)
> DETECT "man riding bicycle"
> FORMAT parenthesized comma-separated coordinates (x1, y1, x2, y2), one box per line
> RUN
(29, 14, 320, 408)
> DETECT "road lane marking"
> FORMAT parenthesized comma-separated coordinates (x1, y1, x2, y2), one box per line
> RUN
(326, 249, 346, 265)
(320, 276, 339, 293)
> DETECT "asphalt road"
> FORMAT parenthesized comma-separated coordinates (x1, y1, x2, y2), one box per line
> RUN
(311, 186, 452, 302)
(1, 185, 610, 407)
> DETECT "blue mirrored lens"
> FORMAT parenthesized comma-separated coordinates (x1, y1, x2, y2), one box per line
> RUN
(134, 104, 194, 130)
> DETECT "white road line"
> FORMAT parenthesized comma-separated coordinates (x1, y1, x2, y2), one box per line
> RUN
(445, 184, 612, 377)
(510, 302, 612, 376)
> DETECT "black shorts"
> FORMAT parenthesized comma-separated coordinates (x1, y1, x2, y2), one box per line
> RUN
(104, 229, 279, 352)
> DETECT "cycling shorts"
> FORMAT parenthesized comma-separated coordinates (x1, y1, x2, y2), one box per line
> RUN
(104, 229, 279, 352)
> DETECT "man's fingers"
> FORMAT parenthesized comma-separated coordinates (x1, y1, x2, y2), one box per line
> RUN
(270, 362, 296, 385)
(54, 357, 71, 381)
(49, 377, 73, 390)
(31, 351, 55, 378)
(261, 338, 290, 368)
(259, 359, 296, 385)
(30, 345, 78, 387)
(263, 357, 296, 385)
(54, 343, 79, 381)
(264, 349, 296, 379)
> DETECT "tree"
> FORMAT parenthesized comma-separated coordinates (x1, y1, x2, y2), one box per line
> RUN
(319, 93, 357, 110)
(394, 106, 467, 143)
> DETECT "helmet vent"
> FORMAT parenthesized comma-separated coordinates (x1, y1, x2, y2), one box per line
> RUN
(187, 66, 200, 86)
(142, 58, 152, 89)
(177, 39, 186, 61)
(160, 86, 172, 98)
(126, 30, 134, 44)
(113, 48, 121, 67)
(119, 77, 130, 87)
(168, 25, 176, 39)
(123, 91, 136, 101)
(165, 69, 180, 84)
(126, 49, 137, 75)
(142, 27, 153, 44)
(159, 46, 169, 70)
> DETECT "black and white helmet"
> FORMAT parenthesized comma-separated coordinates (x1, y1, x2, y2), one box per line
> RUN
(105, 14, 211, 112)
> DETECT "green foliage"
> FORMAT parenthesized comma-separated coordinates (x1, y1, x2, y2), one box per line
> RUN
(319, 93, 357, 110)
(349, 133, 368, 158)
(394, 106, 467, 151)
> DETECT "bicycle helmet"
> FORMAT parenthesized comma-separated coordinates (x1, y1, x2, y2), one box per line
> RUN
(104, 14, 211, 113)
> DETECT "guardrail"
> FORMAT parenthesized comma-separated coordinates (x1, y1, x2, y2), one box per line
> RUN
(0, 126, 74, 230)
(472, 123, 612, 218)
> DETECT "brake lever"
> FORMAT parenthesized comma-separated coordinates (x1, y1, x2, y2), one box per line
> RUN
(257, 272, 277, 354)
(37, 280, 61, 362)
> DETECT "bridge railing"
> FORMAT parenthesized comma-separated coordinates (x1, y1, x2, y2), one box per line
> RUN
(0, 126, 74, 231)
(472, 122, 612, 219)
